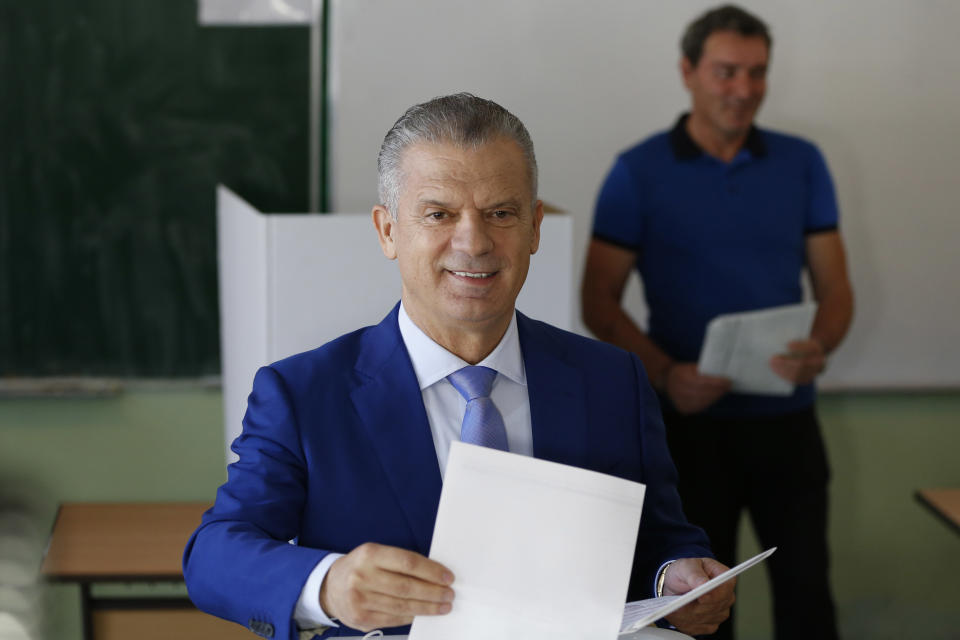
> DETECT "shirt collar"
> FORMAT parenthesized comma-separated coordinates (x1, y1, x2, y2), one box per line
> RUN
(397, 302, 526, 390)
(669, 112, 767, 161)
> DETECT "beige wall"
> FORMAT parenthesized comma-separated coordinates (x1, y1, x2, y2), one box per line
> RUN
(330, 0, 960, 387)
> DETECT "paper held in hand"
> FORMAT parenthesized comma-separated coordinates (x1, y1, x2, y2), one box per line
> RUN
(618, 547, 776, 636)
(698, 302, 817, 395)
(410, 442, 646, 640)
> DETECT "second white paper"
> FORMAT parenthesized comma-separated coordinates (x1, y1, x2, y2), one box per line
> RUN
(698, 302, 817, 395)
(409, 442, 646, 640)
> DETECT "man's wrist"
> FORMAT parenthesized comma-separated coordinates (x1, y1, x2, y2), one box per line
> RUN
(655, 361, 675, 392)
(810, 335, 829, 355)
(656, 560, 676, 597)
(294, 553, 343, 629)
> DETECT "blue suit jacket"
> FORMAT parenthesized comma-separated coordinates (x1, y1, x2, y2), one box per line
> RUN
(184, 305, 711, 639)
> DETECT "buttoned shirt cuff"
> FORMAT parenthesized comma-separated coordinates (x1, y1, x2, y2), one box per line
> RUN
(653, 560, 680, 630)
(654, 559, 676, 598)
(294, 552, 344, 629)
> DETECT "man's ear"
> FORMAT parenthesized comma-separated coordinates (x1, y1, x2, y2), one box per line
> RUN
(529, 200, 544, 255)
(372, 205, 398, 260)
(680, 56, 695, 89)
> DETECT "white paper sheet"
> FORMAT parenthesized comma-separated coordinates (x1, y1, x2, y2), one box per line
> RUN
(348, 630, 690, 640)
(349, 630, 691, 640)
(409, 442, 646, 640)
(618, 547, 777, 634)
(698, 303, 817, 395)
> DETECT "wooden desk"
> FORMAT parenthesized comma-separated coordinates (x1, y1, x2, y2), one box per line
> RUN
(915, 488, 960, 535)
(41, 502, 250, 640)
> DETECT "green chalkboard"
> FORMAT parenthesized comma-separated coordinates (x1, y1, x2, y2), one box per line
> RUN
(1, 0, 312, 376)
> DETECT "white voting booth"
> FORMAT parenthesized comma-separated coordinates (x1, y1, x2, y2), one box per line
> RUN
(217, 186, 575, 461)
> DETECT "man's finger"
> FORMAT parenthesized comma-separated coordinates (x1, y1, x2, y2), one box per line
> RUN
(787, 338, 824, 356)
(663, 558, 707, 594)
(691, 588, 725, 604)
(693, 580, 735, 605)
(698, 374, 733, 387)
(700, 557, 731, 578)
(321, 544, 456, 627)
(366, 568, 456, 604)
(686, 370, 731, 388)
(770, 355, 799, 380)
(356, 590, 454, 619)
(662, 558, 735, 635)
(772, 351, 825, 384)
(359, 543, 454, 585)
(666, 602, 730, 635)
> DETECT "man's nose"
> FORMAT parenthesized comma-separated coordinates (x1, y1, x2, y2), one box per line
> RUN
(451, 213, 494, 255)
(731, 73, 753, 99)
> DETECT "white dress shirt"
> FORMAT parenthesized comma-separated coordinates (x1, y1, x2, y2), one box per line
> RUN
(294, 303, 533, 628)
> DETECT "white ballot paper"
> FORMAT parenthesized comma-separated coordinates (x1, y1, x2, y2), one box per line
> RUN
(352, 630, 686, 640)
(618, 547, 776, 635)
(698, 303, 817, 395)
(409, 442, 646, 640)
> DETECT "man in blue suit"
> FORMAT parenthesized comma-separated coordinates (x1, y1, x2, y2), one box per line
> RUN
(184, 93, 734, 639)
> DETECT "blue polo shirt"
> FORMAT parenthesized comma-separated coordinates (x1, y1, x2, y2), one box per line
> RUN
(592, 114, 839, 417)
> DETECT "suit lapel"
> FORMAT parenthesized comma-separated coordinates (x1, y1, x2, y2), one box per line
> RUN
(350, 305, 442, 555)
(518, 313, 589, 468)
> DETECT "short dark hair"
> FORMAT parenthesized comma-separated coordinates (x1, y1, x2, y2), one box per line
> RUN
(681, 4, 771, 66)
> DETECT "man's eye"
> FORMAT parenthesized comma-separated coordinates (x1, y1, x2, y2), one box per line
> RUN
(492, 210, 512, 219)
(428, 211, 447, 220)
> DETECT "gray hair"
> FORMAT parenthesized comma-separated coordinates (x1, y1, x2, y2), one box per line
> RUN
(377, 93, 538, 216)
(681, 4, 772, 67)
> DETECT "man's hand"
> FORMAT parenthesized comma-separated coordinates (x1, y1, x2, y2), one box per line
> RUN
(319, 543, 454, 632)
(769, 338, 826, 385)
(662, 557, 735, 636)
(665, 363, 731, 415)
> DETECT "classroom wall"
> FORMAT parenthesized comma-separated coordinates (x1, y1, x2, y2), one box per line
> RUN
(1, 390, 957, 640)
(0, 388, 225, 640)
(328, 0, 960, 388)
(5, 2, 959, 639)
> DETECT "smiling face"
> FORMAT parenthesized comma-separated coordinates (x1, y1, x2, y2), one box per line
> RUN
(373, 138, 543, 358)
(682, 30, 769, 142)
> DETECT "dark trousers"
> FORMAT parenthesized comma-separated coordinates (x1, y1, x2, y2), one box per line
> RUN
(663, 406, 839, 640)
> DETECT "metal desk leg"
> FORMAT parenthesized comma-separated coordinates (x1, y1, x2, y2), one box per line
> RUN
(80, 583, 94, 640)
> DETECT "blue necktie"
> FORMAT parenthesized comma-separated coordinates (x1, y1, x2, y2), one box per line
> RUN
(447, 366, 509, 451)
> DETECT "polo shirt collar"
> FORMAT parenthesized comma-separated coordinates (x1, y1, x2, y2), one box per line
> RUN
(669, 112, 767, 161)
(397, 302, 526, 391)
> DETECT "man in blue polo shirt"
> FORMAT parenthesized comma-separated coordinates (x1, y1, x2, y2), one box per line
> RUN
(581, 5, 853, 640)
